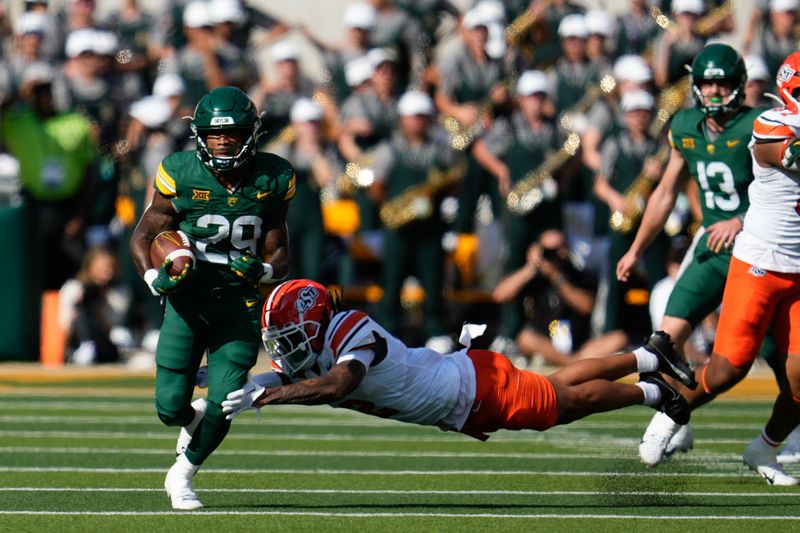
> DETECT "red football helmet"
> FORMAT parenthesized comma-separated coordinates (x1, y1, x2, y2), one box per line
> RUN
(777, 52, 800, 113)
(261, 279, 336, 375)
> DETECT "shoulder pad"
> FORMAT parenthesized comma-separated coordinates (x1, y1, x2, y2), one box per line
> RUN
(155, 152, 195, 198)
(753, 108, 800, 142)
(325, 310, 377, 361)
(254, 153, 296, 202)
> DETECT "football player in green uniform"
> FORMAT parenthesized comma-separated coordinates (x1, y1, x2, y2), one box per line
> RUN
(130, 86, 295, 509)
(616, 44, 797, 483)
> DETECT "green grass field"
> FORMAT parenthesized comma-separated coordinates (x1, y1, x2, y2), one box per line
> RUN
(1, 371, 799, 532)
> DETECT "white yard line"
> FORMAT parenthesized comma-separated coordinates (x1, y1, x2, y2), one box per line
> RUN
(0, 446, 753, 464)
(0, 466, 774, 477)
(1, 487, 798, 497)
(0, 510, 797, 519)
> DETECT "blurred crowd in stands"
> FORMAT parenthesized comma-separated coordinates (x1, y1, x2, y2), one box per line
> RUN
(0, 0, 791, 367)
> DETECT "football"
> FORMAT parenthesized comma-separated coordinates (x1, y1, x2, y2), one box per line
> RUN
(150, 230, 195, 276)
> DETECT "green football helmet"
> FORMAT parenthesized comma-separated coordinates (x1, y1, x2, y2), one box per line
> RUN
(191, 86, 260, 172)
(690, 43, 746, 117)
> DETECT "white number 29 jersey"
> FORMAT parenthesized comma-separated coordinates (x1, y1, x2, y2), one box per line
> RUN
(741, 108, 800, 272)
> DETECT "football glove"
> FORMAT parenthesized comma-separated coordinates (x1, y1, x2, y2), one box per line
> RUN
(221, 381, 266, 420)
(781, 138, 800, 171)
(146, 259, 193, 296)
(230, 252, 264, 284)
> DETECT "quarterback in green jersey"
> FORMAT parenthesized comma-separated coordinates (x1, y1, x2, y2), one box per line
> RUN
(130, 87, 295, 509)
(616, 44, 796, 482)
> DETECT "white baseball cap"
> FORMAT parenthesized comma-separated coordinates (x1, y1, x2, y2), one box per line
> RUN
(270, 40, 300, 63)
(770, 0, 800, 12)
(15, 12, 48, 36)
(745, 54, 769, 82)
(672, 0, 705, 14)
(475, 0, 506, 24)
(613, 54, 653, 83)
(620, 90, 655, 112)
(209, 0, 246, 24)
(183, 1, 213, 28)
(586, 9, 614, 37)
(93, 30, 119, 57)
(290, 98, 324, 123)
(130, 96, 172, 129)
(516, 70, 549, 96)
(345, 55, 374, 87)
(343, 2, 377, 29)
(153, 73, 186, 98)
(462, 8, 488, 29)
(398, 90, 435, 116)
(367, 47, 397, 69)
(558, 14, 588, 39)
(65, 28, 95, 57)
(21, 61, 55, 86)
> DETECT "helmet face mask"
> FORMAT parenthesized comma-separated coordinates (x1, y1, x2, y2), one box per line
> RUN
(191, 86, 261, 172)
(262, 320, 320, 375)
(690, 44, 747, 117)
(261, 280, 336, 376)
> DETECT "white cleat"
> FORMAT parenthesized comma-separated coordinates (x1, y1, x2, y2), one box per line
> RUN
(743, 436, 799, 486)
(777, 426, 800, 464)
(164, 455, 203, 510)
(176, 398, 207, 456)
(639, 411, 680, 466)
(665, 423, 694, 457)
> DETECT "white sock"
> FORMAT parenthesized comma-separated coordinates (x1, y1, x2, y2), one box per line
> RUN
(176, 452, 200, 475)
(636, 381, 662, 407)
(634, 346, 659, 373)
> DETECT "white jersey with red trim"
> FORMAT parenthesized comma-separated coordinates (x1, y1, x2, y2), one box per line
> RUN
(739, 107, 800, 272)
(293, 310, 476, 429)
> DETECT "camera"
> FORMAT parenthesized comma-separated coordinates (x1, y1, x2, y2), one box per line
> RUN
(541, 247, 559, 262)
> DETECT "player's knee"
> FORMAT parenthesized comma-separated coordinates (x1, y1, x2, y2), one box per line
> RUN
(156, 392, 193, 427)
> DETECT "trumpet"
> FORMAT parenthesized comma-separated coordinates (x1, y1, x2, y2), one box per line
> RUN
(335, 149, 377, 196)
(506, 133, 580, 215)
(609, 144, 670, 234)
(379, 158, 467, 230)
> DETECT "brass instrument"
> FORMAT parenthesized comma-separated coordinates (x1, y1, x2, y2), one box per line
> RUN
(650, 0, 733, 36)
(504, 75, 617, 216)
(379, 158, 467, 230)
(649, 76, 691, 138)
(609, 144, 670, 234)
(335, 150, 377, 196)
(694, 0, 733, 37)
(505, 0, 552, 46)
(506, 133, 580, 215)
(441, 113, 486, 152)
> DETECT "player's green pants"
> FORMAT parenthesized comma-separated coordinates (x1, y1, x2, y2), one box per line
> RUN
(378, 223, 446, 338)
(155, 287, 261, 466)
